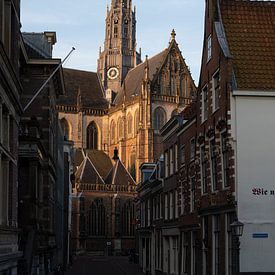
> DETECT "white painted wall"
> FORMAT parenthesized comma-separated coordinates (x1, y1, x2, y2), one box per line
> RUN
(232, 92, 275, 272)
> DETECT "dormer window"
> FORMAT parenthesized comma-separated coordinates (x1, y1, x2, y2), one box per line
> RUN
(207, 35, 212, 62)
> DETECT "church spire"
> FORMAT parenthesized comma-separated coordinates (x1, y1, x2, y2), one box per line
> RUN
(97, 0, 141, 94)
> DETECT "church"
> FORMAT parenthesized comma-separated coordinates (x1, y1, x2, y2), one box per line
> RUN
(56, 0, 196, 254)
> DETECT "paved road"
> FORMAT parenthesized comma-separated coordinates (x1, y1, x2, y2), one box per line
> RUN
(65, 256, 144, 275)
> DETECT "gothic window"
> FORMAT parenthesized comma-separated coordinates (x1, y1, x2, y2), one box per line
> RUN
(121, 200, 135, 236)
(124, 27, 128, 37)
(118, 117, 124, 140)
(89, 199, 106, 236)
(127, 114, 133, 136)
(110, 120, 116, 144)
(153, 107, 167, 130)
(180, 76, 186, 98)
(171, 76, 177, 95)
(114, 24, 118, 38)
(60, 118, 70, 140)
(129, 152, 136, 180)
(86, 121, 98, 150)
(134, 110, 139, 134)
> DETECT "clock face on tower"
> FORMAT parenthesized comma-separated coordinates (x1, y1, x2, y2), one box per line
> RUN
(107, 67, 119, 80)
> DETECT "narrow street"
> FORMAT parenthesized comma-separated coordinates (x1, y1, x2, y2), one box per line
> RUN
(65, 256, 144, 275)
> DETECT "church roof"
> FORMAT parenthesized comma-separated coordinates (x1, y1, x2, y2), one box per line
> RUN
(85, 150, 113, 179)
(114, 49, 168, 105)
(105, 159, 136, 186)
(57, 68, 109, 110)
(75, 155, 105, 185)
(220, 0, 275, 90)
(75, 150, 136, 186)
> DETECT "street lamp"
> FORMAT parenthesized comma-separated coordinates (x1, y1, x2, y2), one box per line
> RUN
(230, 219, 244, 275)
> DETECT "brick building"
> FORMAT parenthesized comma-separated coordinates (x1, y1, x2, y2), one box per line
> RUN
(137, 0, 275, 274)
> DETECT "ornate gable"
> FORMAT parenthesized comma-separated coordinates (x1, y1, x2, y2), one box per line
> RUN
(151, 31, 197, 106)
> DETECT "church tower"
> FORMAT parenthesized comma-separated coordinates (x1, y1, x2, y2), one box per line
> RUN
(97, 0, 141, 96)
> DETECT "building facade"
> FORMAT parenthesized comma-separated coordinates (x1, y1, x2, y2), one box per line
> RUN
(138, 0, 275, 274)
(0, 0, 23, 274)
(57, 0, 196, 183)
(18, 32, 68, 274)
(71, 149, 137, 255)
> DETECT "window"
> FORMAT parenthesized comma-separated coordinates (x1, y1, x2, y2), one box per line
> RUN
(213, 71, 220, 110)
(213, 215, 220, 275)
(121, 200, 135, 236)
(147, 200, 151, 226)
(190, 177, 196, 212)
(210, 139, 218, 191)
(110, 120, 116, 143)
(202, 85, 208, 121)
(118, 118, 124, 140)
(87, 122, 98, 150)
(207, 35, 212, 61)
(180, 181, 185, 215)
(174, 144, 178, 172)
(60, 118, 70, 140)
(169, 147, 174, 175)
(134, 110, 139, 134)
(114, 26, 118, 38)
(175, 190, 179, 218)
(127, 114, 133, 136)
(201, 145, 208, 194)
(180, 145, 185, 165)
(221, 132, 230, 187)
(180, 76, 186, 98)
(169, 192, 173, 220)
(165, 151, 169, 178)
(171, 76, 177, 95)
(153, 107, 166, 130)
(190, 138, 195, 160)
(165, 194, 168, 220)
(89, 199, 106, 236)
(124, 27, 128, 37)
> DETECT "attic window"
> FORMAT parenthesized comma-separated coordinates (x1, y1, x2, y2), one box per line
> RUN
(207, 35, 212, 62)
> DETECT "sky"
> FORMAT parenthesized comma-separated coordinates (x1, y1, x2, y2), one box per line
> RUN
(21, 0, 205, 84)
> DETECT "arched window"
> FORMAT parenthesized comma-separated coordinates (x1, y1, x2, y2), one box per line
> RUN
(89, 199, 106, 236)
(127, 114, 133, 136)
(153, 107, 167, 130)
(134, 110, 139, 134)
(118, 117, 124, 140)
(171, 76, 177, 95)
(110, 120, 116, 144)
(121, 200, 135, 236)
(87, 122, 98, 150)
(60, 118, 70, 140)
(129, 151, 136, 180)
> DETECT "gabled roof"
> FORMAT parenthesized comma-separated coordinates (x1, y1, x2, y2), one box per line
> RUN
(75, 156, 105, 184)
(22, 32, 52, 59)
(85, 150, 113, 178)
(57, 68, 109, 110)
(221, 0, 275, 90)
(105, 159, 136, 186)
(114, 49, 168, 105)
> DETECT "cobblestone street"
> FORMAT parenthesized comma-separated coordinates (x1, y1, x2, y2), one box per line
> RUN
(65, 256, 144, 275)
